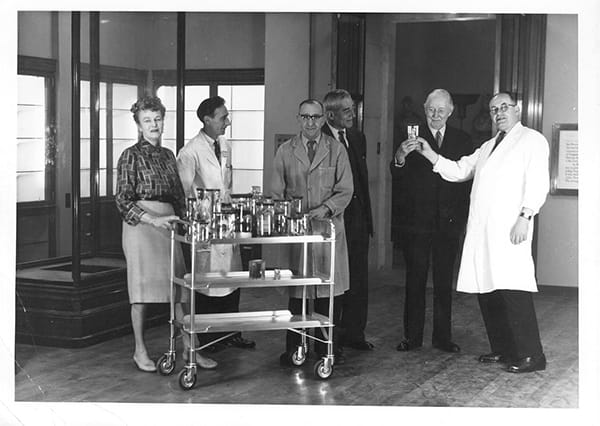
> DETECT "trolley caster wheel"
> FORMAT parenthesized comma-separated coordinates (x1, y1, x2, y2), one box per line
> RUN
(178, 368, 197, 390)
(314, 359, 333, 380)
(291, 347, 307, 366)
(156, 354, 176, 376)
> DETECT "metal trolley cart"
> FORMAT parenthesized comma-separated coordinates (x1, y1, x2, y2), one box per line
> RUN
(156, 218, 336, 390)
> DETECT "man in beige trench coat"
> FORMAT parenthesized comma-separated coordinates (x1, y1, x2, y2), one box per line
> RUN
(271, 99, 353, 366)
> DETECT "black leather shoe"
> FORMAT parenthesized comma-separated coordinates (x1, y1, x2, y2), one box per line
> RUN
(478, 352, 509, 363)
(396, 339, 421, 351)
(433, 341, 461, 353)
(506, 353, 546, 373)
(344, 340, 375, 351)
(226, 335, 256, 349)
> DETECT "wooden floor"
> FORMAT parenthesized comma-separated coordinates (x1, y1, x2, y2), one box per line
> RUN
(13, 266, 578, 409)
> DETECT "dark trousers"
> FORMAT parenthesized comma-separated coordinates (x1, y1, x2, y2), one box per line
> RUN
(195, 289, 241, 345)
(477, 290, 543, 360)
(341, 205, 370, 343)
(285, 295, 344, 355)
(401, 230, 460, 346)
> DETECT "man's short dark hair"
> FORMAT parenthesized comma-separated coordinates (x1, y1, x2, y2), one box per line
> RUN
(298, 98, 323, 112)
(197, 96, 226, 124)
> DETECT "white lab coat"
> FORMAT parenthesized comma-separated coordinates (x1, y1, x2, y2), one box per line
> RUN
(177, 130, 239, 297)
(433, 122, 549, 294)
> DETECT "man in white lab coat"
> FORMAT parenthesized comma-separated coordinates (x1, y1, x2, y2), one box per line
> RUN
(414, 92, 549, 373)
(177, 96, 256, 353)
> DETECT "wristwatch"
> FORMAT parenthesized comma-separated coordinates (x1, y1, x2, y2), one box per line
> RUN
(519, 211, 533, 220)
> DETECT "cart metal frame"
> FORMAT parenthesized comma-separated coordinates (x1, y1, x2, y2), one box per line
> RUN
(156, 218, 336, 390)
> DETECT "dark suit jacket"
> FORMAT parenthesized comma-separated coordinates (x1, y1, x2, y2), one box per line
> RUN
(322, 124, 373, 236)
(390, 125, 474, 237)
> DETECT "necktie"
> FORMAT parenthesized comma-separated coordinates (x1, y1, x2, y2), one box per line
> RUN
(491, 131, 506, 154)
(338, 130, 348, 149)
(435, 130, 442, 148)
(213, 140, 221, 165)
(307, 140, 316, 163)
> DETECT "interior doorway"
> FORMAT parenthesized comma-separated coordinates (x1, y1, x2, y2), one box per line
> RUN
(390, 17, 497, 267)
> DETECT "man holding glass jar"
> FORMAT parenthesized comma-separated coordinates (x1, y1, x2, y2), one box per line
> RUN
(390, 88, 474, 354)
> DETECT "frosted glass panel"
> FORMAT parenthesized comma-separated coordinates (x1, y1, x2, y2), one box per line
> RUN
(113, 84, 138, 109)
(100, 139, 107, 168)
(80, 169, 90, 198)
(80, 139, 90, 168)
(163, 111, 176, 139)
(218, 86, 232, 106)
(157, 86, 176, 108)
(99, 169, 107, 196)
(18, 105, 45, 138)
(185, 85, 210, 110)
(231, 140, 263, 169)
(113, 109, 138, 140)
(230, 111, 263, 140)
(232, 170, 263, 194)
(80, 109, 90, 138)
(184, 111, 200, 140)
(18, 75, 45, 105)
(17, 172, 45, 202)
(231, 85, 265, 110)
(17, 138, 45, 171)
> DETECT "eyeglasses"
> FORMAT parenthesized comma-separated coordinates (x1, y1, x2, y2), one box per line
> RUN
(299, 114, 324, 122)
(490, 103, 517, 116)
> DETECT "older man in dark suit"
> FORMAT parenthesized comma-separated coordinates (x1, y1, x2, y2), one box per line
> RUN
(322, 89, 374, 351)
(391, 88, 474, 353)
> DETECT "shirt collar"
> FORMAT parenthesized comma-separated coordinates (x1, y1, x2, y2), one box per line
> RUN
(429, 125, 446, 139)
(301, 133, 321, 150)
(138, 137, 161, 152)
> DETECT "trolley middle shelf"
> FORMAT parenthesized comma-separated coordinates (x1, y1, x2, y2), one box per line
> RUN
(177, 310, 331, 334)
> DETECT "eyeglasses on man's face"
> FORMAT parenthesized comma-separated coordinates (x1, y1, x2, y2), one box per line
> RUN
(299, 114, 324, 122)
(489, 103, 517, 116)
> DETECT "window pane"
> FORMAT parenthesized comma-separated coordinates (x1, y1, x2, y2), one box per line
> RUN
(18, 105, 45, 138)
(18, 75, 45, 105)
(157, 86, 176, 109)
(100, 139, 107, 168)
(230, 111, 264, 140)
(99, 169, 107, 196)
(232, 170, 263, 194)
(80, 108, 90, 138)
(185, 85, 210, 110)
(17, 138, 45, 171)
(231, 140, 263, 170)
(113, 83, 138, 109)
(184, 111, 200, 140)
(17, 172, 45, 202)
(17, 74, 47, 203)
(113, 109, 138, 140)
(230, 85, 265, 110)
(218, 86, 232, 106)
(80, 169, 90, 198)
(163, 111, 176, 140)
(80, 138, 90, 169)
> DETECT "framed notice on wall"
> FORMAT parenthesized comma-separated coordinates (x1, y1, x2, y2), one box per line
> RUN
(550, 123, 578, 195)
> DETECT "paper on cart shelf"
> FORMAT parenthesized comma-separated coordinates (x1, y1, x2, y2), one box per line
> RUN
(183, 269, 293, 281)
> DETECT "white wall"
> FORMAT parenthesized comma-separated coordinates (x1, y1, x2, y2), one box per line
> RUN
(537, 14, 578, 287)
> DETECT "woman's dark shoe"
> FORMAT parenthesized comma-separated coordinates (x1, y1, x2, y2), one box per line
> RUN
(506, 353, 546, 373)
(433, 341, 461, 353)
